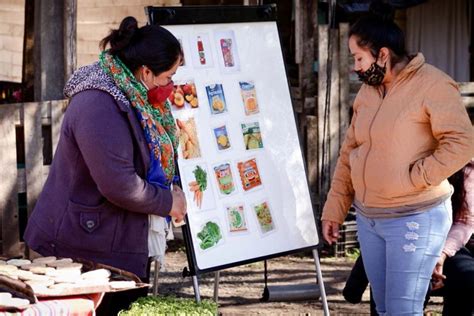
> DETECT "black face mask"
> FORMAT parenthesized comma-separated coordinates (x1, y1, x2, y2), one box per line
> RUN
(356, 61, 386, 86)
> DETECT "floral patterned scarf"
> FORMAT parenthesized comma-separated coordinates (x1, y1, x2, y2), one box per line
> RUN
(99, 50, 178, 185)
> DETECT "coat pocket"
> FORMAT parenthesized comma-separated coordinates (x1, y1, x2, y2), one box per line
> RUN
(57, 200, 118, 253)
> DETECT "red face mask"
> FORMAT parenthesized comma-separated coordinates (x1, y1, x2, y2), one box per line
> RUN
(147, 82, 174, 106)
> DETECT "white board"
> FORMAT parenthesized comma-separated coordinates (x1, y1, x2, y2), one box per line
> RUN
(166, 22, 319, 271)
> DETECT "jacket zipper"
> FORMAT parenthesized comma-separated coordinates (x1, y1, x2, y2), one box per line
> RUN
(361, 100, 384, 205)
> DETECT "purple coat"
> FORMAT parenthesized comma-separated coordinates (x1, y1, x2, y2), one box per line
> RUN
(24, 63, 172, 279)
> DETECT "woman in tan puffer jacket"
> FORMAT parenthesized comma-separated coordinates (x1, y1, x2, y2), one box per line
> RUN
(321, 3, 474, 315)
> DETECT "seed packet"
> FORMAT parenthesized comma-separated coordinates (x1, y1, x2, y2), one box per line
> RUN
(176, 117, 201, 159)
(241, 122, 263, 150)
(220, 39, 234, 67)
(206, 84, 227, 115)
(239, 81, 259, 115)
(253, 201, 275, 234)
(237, 158, 262, 191)
(226, 205, 248, 233)
(213, 162, 236, 196)
(214, 30, 240, 73)
(213, 125, 231, 151)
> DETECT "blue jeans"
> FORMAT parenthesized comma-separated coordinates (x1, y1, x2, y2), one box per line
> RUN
(356, 199, 452, 316)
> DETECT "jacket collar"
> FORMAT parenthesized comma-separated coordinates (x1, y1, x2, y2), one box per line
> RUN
(396, 53, 425, 81)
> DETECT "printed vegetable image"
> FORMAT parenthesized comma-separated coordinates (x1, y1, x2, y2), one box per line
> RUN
(189, 165, 207, 209)
(177, 118, 201, 159)
(213, 125, 231, 150)
(214, 163, 235, 195)
(239, 81, 259, 115)
(254, 202, 274, 233)
(205, 84, 227, 114)
(241, 122, 263, 150)
(197, 221, 222, 250)
(226, 205, 247, 232)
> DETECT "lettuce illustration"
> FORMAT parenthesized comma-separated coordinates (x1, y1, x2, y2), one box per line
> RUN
(197, 221, 222, 250)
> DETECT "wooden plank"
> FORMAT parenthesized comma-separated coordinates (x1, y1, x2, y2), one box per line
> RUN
(339, 23, 350, 144)
(0, 103, 21, 256)
(24, 102, 45, 219)
(304, 97, 316, 112)
(295, 0, 303, 64)
(307, 115, 318, 201)
(17, 168, 25, 194)
(317, 24, 328, 200)
(64, 0, 77, 81)
(329, 28, 340, 181)
(51, 100, 66, 153)
(462, 96, 474, 109)
(459, 82, 474, 94)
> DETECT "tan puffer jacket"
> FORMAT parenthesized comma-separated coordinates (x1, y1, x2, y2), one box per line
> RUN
(322, 53, 474, 224)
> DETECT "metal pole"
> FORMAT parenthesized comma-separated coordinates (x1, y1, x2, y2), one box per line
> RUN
(213, 271, 220, 303)
(313, 249, 330, 316)
(192, 275, 201, 303)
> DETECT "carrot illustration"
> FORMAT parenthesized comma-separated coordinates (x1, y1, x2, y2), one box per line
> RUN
(188, 166, 208, 209)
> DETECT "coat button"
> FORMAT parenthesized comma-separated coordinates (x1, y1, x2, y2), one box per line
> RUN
(86, 220, 95, 229)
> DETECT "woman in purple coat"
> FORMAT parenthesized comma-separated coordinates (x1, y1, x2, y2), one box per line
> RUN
(24, 16, 187, 285)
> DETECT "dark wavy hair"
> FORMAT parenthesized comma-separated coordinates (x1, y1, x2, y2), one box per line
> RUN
(448, 164, 471, 223)
(100, 16, 183, 75)
(349, 1, 407, 65)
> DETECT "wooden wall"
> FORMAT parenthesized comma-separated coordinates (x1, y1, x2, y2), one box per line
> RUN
(76, 0, 181, 68)
(0, 0, 24, 83)
(0, 0, 181, 84)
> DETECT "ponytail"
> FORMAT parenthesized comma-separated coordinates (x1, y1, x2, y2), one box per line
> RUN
(100, 16, 183, 75)
(100, 16, 138, 54)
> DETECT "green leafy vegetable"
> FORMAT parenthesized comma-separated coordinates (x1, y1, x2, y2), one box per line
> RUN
(118, 295, 217, 315)
(193, 165, 207, 191)
(197, 221, 222, 250)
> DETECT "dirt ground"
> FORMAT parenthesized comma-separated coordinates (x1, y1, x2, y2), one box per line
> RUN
(151, 242, 443, 315)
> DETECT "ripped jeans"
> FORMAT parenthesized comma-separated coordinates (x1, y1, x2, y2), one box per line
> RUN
(356, 199, 452, 316)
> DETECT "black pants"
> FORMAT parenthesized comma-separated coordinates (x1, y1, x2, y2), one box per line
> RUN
(439, 247, 474, 316)
(344, 247, 474, 316)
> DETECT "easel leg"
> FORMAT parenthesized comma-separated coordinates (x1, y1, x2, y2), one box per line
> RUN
(213, 271, 220, 303)
(192, 275, 201, 303)
(313, 249, 330, 316)
(153, 259, 160, 296)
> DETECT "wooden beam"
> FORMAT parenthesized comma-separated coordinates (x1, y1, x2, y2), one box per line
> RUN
(307, 115, 318, 202)
(317, 24, 328, 200)
(34, 0, 65, 101)
(24, 102, 45, 221)
(295, 0, 303, 64)
(22, 0, 35, 102)
(459, 82, 474, 94)
(0, 104, 22, 256)
(329, 28, 340, 180)
(339, 23, 350, 144)
(64, 0, 77, 81)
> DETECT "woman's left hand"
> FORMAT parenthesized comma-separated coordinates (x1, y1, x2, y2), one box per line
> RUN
(431, 252, 447, 290)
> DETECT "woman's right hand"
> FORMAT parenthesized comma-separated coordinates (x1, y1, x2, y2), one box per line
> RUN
(169, 185, 187, 222)
(322, 220, 340, 245)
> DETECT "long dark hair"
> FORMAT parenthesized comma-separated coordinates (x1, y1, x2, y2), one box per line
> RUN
(100, 16, 182, 75)
(349, 1, 407, 65)
(449, 163, 472, 223)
